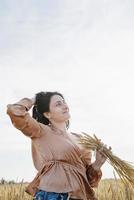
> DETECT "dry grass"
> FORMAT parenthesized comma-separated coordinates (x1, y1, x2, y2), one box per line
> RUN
(96, 179, 134, 200)
(77, 132, 134, 188)
(0, 183, 32, 200)
(0, 179, 134, 200)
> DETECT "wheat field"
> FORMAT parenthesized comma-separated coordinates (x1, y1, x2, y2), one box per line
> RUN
(0, 179, 134, 200)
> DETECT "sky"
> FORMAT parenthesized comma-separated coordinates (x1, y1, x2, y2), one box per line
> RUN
(0, 0, 134, 182)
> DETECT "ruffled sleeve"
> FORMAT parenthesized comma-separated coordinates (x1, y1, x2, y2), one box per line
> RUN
(86, 164, 102, 187)
(7, 98, 43, 138)
(71, 132, 102, 188)
(80, 148, 102, 187)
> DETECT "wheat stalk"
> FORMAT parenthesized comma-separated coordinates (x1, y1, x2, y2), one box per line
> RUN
(77, 132, 134, 187)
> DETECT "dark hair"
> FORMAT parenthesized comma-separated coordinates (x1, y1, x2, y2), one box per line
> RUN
(32, 91, 69, 128)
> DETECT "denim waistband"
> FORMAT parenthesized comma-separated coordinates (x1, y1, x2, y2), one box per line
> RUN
(34, 190, 81, 200)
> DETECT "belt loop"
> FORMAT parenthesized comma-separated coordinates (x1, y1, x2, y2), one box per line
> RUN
(60, 195, 63, 200)
(67, 193, 71, 200)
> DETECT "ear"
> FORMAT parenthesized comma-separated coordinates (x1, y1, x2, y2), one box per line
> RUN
(43, 112, 51, 119)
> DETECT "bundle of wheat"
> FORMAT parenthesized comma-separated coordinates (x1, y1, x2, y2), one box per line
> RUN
(77, 132, 134, 187)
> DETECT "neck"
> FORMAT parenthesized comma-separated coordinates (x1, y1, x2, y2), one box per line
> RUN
(50, 121, 67, 132)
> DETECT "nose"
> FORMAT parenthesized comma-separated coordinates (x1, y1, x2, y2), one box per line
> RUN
(63, 103, 69, 111)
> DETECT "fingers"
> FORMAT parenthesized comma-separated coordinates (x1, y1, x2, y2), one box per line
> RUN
(96, 145, 112, 162)
(97, 147, 107, 158)
(98, 144, 112, 152)
(94, 142, 112, 167)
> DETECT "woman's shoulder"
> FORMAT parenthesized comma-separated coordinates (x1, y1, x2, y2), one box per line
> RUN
(70, 132, 91, 154)
(37, 123, 52, 135)
(68, 132, 83, 148)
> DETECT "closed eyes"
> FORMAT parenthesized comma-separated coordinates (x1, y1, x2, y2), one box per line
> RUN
(55, 100, 66, 107)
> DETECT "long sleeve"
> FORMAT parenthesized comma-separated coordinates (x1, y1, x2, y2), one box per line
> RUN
(7, 98, 43, 138)
(80, 149, 102, 187)
(86, 164, 102, 187)
(71, 132, 102, 188)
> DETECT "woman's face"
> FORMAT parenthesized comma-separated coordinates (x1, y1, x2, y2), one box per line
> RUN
(44, 95, 70, 123)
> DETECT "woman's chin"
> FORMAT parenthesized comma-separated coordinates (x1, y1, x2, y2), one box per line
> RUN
(63, 114, 70, 122)
(66, 113, 71, 119)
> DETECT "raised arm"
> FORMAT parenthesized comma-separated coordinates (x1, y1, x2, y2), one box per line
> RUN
(7, 97, 43, 138)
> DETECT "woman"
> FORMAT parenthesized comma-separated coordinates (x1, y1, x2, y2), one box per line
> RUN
(7, 91, 107, 200)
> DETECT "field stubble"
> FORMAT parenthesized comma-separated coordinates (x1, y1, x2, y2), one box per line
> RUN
(0, 179, 134, 200)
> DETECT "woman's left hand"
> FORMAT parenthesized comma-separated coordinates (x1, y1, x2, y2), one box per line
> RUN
(92, 146, 111, 171)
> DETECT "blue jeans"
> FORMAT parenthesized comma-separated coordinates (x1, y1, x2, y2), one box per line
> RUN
(34, 190, 68, 200)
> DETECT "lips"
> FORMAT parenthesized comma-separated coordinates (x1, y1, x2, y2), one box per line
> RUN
(63, 110, 69, 114)
(63, 111, 68, 114)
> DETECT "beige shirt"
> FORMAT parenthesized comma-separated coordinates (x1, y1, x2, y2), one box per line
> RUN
(7, 98, 102, 200)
